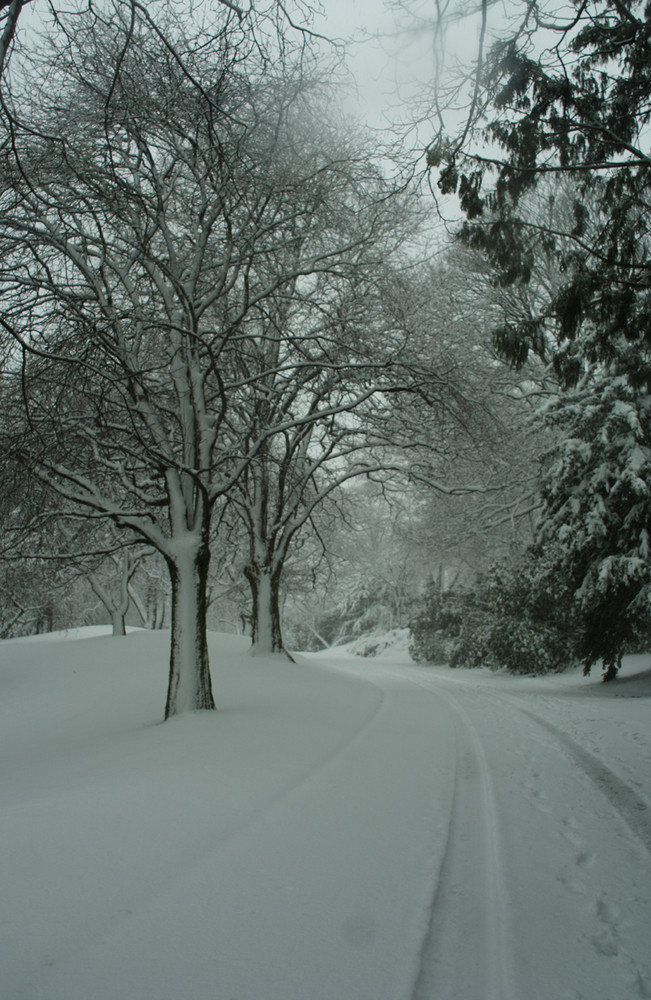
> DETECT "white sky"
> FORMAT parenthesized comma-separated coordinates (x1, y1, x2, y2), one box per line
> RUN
(312, 0, 495, 161)
(314, 0, 442, 129)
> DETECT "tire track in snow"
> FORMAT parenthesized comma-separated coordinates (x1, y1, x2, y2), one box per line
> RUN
(516, 707, 651, 855)
(408, 680, 517, 1000)
(431, 673, 651, 857)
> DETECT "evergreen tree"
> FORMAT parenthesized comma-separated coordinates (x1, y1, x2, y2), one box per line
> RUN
(428, 0, 651, 386)
(425, 0, 651, 677)
(535, 364, 651, 678)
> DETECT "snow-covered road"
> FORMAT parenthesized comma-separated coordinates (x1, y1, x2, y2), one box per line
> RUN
(2, 630, 650, 999)
(396, 665, 651, 1000)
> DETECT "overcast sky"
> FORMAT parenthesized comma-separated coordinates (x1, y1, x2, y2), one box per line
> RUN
(313, 0, 490, 158)
(314, 0, 440, 129)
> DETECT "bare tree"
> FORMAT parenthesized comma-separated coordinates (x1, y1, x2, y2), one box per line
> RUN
(226, 258, 434, 655)
(227, 242, 540, 653)
(0, 0, 29, 75)
(0, 3, 428, 715)
(0, 0, 329, 82)
(127, 552, 170, 630)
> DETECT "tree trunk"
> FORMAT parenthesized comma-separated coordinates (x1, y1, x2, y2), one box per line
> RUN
(129, 583, 167, 630)
(88, 552, 131, 637)
(154, 598, 168, 629)
(111, 610, 127, 636)
(245, 563, 288, 656)
(164, 539, 215, 717)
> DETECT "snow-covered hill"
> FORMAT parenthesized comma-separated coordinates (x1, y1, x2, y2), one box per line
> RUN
(1, 628, 650, 999)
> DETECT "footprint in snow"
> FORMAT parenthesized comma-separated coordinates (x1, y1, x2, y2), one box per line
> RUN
(590, 894, 620, 957)
(560, 815, 584, 848)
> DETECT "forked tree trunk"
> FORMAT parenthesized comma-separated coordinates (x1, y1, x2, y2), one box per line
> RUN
(111, 610, 127, 636)
(245, 563, 287, 655)
(88, 556, 131, 637)
(164, 540, 215, 718)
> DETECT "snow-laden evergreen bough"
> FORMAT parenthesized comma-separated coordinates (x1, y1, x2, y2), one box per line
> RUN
(536, 370, 651, 679)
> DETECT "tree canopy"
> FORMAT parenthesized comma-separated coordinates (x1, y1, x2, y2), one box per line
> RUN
(428, 0, 651, 385)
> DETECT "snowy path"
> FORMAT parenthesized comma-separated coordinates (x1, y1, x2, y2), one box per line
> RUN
(2, 631, 650, 1000)
(410, 680, 515, 1000)
(393, 665, 651, 1000)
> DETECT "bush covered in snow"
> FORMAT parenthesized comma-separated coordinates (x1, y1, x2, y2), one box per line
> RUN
(409, 561, 573, 674)
(412, 360, 651, 681)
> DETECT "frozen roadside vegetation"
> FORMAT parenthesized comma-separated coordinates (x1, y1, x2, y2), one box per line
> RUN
(326, 627, 414, 662)
(1, 627, 650, 1000)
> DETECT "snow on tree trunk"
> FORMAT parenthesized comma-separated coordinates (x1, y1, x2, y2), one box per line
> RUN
(164, 537, 215, 718)
(245, 563, 287, 656)
(111, 610, 127, 636)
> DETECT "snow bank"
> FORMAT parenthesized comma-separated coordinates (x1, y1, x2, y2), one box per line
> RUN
(2, 624, 140, 643)
(319, 626, 413, 662)
(0, 630, 449, 1000)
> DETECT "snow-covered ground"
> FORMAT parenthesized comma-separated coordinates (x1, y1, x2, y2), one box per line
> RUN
(1, 628, 650, 1000)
